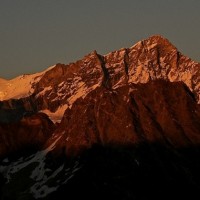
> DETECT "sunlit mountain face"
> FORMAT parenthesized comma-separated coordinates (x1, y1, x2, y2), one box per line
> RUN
(0, 35, 200, 200)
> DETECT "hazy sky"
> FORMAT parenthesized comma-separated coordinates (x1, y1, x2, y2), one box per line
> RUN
(1, 0, 200, 79)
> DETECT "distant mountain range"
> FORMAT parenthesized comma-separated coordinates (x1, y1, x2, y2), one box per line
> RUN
(0, 35, 200, 200)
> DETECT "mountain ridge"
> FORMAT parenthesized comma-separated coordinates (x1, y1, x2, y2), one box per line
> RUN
(0, 35, 199, 95)
(0, 34, 199, 125)
(30, 35, 200, 121)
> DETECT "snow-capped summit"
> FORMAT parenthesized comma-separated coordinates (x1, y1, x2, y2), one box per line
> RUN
(0, 65, 55, 101)
(0, 35, 200, 122)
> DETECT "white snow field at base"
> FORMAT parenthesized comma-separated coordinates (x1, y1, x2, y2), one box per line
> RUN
(0, 132, 81, 199)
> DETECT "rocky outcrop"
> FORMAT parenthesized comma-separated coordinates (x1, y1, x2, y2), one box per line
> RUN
(47, 80, 200, 156)
(0, 96, 36, 123)
(0, 113, 55, 158)
(33, 35, 200, 114)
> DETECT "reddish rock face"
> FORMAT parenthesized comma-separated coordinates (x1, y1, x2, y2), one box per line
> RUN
(32, 35, 200, 115)
(0, 113, 55, 158)
(47, 80, 200, 156)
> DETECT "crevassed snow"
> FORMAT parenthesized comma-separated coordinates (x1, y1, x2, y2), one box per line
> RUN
(0, 65, 55, 101)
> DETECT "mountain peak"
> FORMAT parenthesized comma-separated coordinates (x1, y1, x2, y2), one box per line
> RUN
(147, 34, 168, 41)
(83, 50, 99, 59)
(144, 34, 177, 50)
(129, 35, 177, 55)
(1, 35, 200, 106)
(146, 34, 172, 43)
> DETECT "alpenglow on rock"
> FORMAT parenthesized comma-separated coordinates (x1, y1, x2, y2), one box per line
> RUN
(0, 34, 200, 154)
(0, 35, 200, 124)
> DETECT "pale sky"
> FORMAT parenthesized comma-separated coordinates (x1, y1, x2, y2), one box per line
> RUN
(1, 0, 200, 79)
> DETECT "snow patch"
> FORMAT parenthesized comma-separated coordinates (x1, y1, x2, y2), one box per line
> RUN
(0, 133, 63, 182)
(146, 43, 157, 51)
(0, 132, 82, 199)
(68, 81, 100, 108)
(36, 86, 52, 97)
(40, 104, 68, 123)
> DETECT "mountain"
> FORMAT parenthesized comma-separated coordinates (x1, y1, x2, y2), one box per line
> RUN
(1, 35, 200, 123)
(0, 35, 200, 199)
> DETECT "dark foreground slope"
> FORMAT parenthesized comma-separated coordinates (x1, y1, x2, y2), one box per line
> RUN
(1, 80, 200, 200)
(1, 144, 200, 200)
(49, 144, 200, 200)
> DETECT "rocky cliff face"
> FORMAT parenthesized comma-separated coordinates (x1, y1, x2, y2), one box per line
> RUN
(46, 80, 200, 156)
(0, 113, 55, 158)
(32, 35, 200, 120)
